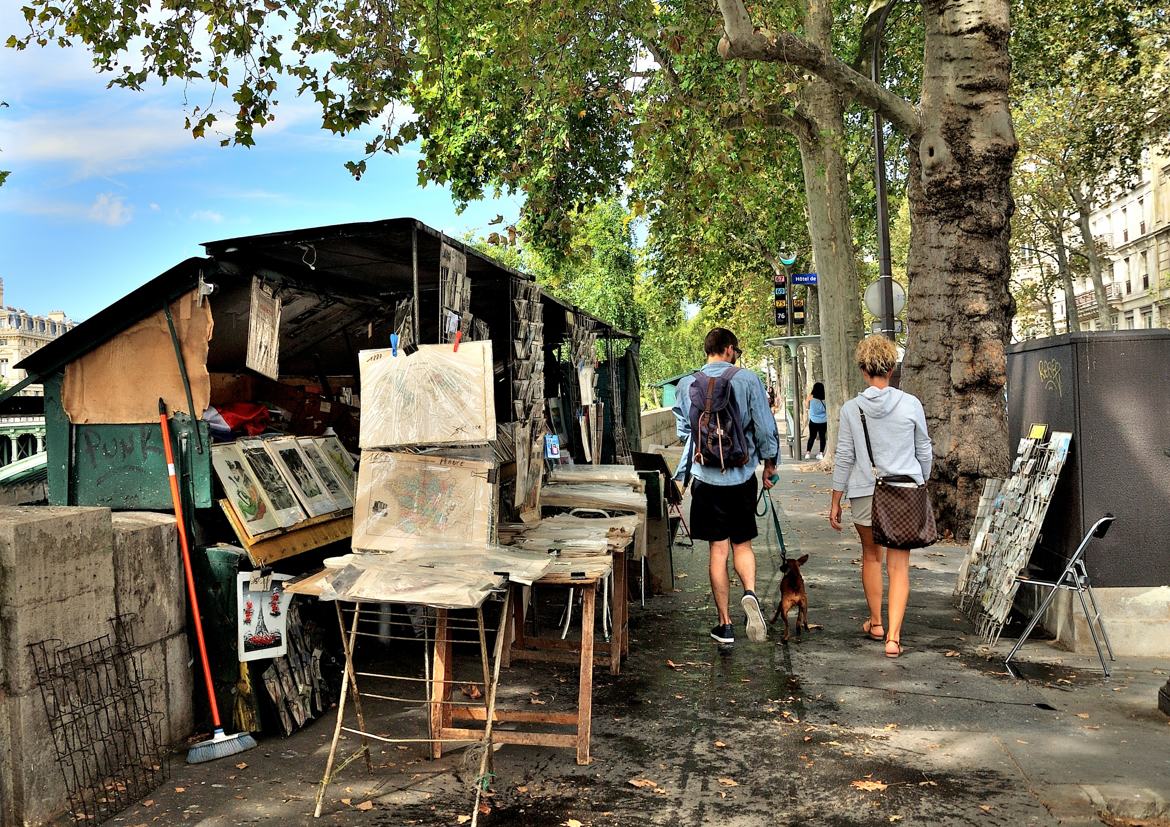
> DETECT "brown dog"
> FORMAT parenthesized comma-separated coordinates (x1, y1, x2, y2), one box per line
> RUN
(770, 554, 810, 642)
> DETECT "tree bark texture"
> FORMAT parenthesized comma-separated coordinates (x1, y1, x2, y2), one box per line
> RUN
(796, 81, 866, 459)
(1053, 227, 1079, 332)
(900, 0, 1017, 540)
(1070, 186, 1112, 330)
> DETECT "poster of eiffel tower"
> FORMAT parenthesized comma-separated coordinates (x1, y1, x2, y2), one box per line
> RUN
(237, 572, 293, 661)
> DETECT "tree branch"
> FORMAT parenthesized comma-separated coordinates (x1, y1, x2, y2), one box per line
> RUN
(715, 0, 920, 137)
(642, 38, 683, 95)
(723, 108, 813, 143)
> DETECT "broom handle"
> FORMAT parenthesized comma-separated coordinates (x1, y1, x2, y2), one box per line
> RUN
(159, 400, 223, 730)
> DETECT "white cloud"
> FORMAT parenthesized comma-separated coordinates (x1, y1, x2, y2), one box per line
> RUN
(87, 193, 133, 225)
(190, 209, 224, 223)
(0, 191, 133, 226)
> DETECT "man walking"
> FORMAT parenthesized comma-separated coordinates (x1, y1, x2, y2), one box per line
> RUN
(673, 328, 780, 644)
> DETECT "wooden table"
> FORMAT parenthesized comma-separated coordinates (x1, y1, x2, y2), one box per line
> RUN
(430, 570, 607, 765)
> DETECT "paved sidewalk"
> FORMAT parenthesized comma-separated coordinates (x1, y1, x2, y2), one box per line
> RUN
(113, 462, 1170, 826)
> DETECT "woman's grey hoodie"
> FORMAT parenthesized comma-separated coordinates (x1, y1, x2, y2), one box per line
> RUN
(831, 386, 933, 498)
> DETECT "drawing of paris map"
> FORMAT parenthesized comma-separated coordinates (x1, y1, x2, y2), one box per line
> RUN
(352, 451, 494, 551)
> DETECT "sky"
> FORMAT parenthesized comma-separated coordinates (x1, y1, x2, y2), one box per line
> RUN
(0, 9, 523, 322)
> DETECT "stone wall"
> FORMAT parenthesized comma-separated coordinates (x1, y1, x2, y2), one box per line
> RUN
(640, 407, 679, 452)
(0, 507, 191, 826)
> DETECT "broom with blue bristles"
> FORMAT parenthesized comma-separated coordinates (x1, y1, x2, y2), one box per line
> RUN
(159, 399, 257, 764)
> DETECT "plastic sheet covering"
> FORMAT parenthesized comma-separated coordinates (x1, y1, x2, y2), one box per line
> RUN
(284, 545, 555, 607)
(352, 451, 495, 551)
(358, 341, 496, 448)
(500, 512, 642, 558)
(539, 483, 647, 514)
(548, 464, 644, 492)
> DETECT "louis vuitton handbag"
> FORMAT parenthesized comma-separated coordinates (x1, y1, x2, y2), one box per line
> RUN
(858, 411, 939, 550)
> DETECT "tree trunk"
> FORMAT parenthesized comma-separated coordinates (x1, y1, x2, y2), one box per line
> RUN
(1053, 228, 1079, 332)
(1070, 185, 1111, 330)
(900, 0, 1017, 540)
(1034, 251, 1057, 336)
(796, 81, 866, 459)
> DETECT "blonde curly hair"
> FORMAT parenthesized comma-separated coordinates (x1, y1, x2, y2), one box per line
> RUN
(855, 335, 899, 377)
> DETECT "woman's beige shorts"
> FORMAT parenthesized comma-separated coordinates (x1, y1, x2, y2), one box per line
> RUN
(849, 495, 873, 527)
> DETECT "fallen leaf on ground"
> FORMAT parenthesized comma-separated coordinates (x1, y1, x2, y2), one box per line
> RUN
(478, 802, 491, 815)
(883, 723, 898, 730)
(890, 817, 904, 823)
(516, 786, 528, 794)
(141, 800, 154, 808)
(665, 660, 682, 670)
(979, 805, 992, 813)
(629, 778, 658, 789)
(851, 780, 888, 792)
(944, 650, 961, 657)
(461, 684, 483, 700)
(808, 624, 824, 630)
(529, 697, 547, 705)
(1075, 713, 1090, 719)
(174, 788, 185, 794)
(714, 740, 727, 748)
(566, 820, 583, 827)
(919, 781, 938, 787)
(356, 801, 374, 811)
(717, 778, 738, 787)
(341, 798, 352, 805)
(457, 817, 471, 825)
(676, 573, 688, 579)
(235, 762, 248, 770)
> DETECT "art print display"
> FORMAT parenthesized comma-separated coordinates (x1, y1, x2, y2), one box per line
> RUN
(265, 437, 338, 517)
(237, 438, 306, 528)
(358, 342, 496, 448)
(316, 436, 356, 491)
(246, 277, 281, 381)
(298, 437, 352, 509)
(212, 443, 280, 538)
(352, 451, 494, 551)
(236, 572, 293, 661)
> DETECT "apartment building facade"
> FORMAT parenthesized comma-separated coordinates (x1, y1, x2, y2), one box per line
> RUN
(0, 278, 76, 394)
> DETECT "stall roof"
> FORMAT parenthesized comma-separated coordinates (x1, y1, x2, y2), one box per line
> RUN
(10, 217, 634, 392)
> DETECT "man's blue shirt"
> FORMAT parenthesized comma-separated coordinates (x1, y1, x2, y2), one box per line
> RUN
(672, 361, 780, 486)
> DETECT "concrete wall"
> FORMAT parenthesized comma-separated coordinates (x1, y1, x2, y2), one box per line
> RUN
(640, 407, 678, 452)
(0, 507, 191, 826)
(1019, 583, 1170, 658)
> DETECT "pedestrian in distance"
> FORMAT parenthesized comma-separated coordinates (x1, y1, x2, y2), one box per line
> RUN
(805, 381, 828, 460)
(673, 328, 781, 646)
(828, 336, 933, 658)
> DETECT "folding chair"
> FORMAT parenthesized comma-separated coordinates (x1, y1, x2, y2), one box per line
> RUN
(1005, 514, 1116, 678)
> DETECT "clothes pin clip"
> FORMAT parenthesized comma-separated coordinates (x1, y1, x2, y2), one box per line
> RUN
(390, 332, 399, 357)
(453, 330, 463, 352)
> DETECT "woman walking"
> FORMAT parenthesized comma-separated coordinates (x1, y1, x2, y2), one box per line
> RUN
(804, 382, 828, 460)
(828, 336, 933, 658)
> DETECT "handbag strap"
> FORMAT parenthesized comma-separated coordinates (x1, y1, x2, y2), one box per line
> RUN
(858, 410, 880, 478)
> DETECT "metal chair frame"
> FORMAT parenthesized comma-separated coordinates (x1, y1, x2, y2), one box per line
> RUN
(1005, 514, 1116, 678)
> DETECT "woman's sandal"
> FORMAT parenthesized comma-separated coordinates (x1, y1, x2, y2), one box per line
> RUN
(862, 620, 885, 641)
(884, 639, 903, 658)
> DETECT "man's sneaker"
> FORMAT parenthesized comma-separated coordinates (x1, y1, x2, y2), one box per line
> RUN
(804, 452, 811, 460)
(710, 623, 735, 644)
(816, 452, 824, 460)
(742, 592, 767, 642)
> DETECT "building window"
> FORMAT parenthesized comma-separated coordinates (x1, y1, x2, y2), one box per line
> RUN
(1142, 308, 1154, 328)
(1129, 310, 1138, 328)
(1125, 257, 1132, 294)
(1111, 313, 1120, 331)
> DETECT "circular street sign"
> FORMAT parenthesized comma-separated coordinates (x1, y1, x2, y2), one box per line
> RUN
(864, 280, 906, 317)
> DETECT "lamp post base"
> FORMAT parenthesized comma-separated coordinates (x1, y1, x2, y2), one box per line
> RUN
(1159, 679, 1170, 717)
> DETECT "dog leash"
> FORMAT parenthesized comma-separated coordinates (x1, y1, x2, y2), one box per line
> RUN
(756, 475, 788, 562)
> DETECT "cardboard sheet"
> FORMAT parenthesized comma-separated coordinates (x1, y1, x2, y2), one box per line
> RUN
(358, 341, 496, 448)
(352, 451, 495, 551)
(63, 290, 213, 424)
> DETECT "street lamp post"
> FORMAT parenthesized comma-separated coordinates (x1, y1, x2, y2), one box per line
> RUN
(778, 254, 801, 458)
(873, 0, 898, 342)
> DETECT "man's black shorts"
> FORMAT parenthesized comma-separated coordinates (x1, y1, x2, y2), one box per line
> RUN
(690, 475, 759, 544)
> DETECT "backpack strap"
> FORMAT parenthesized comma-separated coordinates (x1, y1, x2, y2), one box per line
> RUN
(858, 409, 879, 477)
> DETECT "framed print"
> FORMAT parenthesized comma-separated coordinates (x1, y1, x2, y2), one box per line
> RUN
(237, 438, 306, 528)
